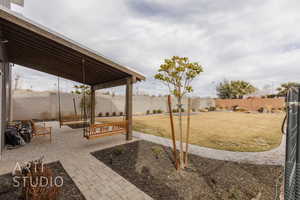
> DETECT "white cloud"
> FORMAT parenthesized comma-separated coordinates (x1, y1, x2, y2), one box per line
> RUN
(11, 0, 300, 96)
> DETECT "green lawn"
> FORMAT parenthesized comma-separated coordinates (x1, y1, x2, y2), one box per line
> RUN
(96, 112, 285, 152)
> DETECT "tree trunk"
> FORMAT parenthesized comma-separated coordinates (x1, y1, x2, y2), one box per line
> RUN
(167, 95, 179, 170)
(178, 96, 184, 169)
(184, 98, 191, 167)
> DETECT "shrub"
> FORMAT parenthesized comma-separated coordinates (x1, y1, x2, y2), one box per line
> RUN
(119, 112, 123, 116)
(234, 107, 248, 112)
(98, 112, 102, 117)
(106, 112, 110, 117)
(208, 106, 216, 111)
(146, 110, 150, 115)
(171, 108, 184, 112)
(19, 158, 59, 199)
(258, 107, 264, 113)
(113, 146, 125, 156)
(172, 108, 179, 113)
(267, 94, 276, 98)
(112, 112, 116, 116)
(232, 105, 248, 112)
(232, 105, 239, 111)
(153, 110, 157, 114)
(192, 108, 196, 112)
(151, 146, 163, 159)
(157, 109, 163, 114)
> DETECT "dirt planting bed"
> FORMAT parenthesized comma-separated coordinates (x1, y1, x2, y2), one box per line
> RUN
(0, 161, 86, 200)
(92, 140, 283, 200)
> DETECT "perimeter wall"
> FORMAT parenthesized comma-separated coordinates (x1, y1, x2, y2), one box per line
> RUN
(215, 98, 285, 111)
(12, 90, 215, 120)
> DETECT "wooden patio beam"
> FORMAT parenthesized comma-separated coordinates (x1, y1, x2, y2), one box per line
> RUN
(93, 77, 136, 90)
(0, 8, 146, 81)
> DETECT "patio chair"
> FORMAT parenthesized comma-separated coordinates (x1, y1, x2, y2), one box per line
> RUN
(30, 120, 52, 143)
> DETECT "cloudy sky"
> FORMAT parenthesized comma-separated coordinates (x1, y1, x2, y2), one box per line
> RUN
(11, 0, 300, 96)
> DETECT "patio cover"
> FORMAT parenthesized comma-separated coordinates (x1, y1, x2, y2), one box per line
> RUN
(0, 6, 145, 86)
(0, 6, 145, 154)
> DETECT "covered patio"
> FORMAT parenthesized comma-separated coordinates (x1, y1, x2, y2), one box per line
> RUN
(0, 6, 145, 154)
(0, 122, 152, 199)
(0, 6, 149, 199)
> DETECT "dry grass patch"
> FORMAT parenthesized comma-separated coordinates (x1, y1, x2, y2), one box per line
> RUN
(96, 112, 284, 152)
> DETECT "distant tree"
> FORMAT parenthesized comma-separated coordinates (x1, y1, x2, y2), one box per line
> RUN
(216, 80, 233, 99)
(216, 80, 256, 99)
(277, 82, 300, 97)
(155, 56, 203, 169)
(72, 85, 92, 118)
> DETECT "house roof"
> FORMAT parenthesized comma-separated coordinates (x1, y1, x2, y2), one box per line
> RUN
(0, 6, 145, 86)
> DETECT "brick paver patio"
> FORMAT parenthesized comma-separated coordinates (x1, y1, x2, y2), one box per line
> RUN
(0, 122, 152, 200)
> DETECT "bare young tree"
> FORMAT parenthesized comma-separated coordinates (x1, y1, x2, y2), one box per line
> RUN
(155, 56, 203, 169)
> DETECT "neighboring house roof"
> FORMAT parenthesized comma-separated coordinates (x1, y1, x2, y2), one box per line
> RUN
(0, 6, 145, 87)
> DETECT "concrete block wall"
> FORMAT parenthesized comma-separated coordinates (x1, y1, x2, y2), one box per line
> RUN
(0, 0, 11, 8)
(10, 90, 286, 121)
(11, 90, 215, 120)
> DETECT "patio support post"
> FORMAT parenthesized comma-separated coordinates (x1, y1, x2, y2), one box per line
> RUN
(125, 77, 133, 140)
(0, 27, 8, 155)
(90, 86, 95, 125)
(7, 65, 11, 121)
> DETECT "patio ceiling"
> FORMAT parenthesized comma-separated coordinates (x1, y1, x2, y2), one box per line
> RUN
(0, 6, 145, 87)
